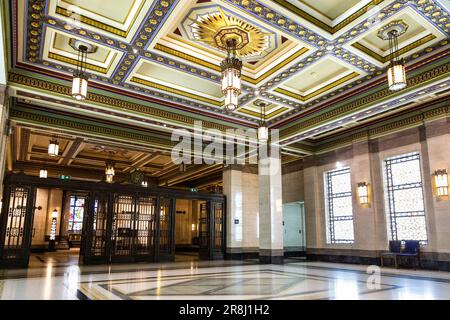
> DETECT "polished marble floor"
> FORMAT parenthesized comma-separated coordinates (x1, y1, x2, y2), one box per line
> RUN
(1, 251, 450, 300)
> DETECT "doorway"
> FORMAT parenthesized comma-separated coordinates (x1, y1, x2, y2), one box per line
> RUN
(0, 176, 226, 268)
(174, 199, 202, 262)
(29, 189, 88, 268)
(282, 202, 306, 257)
(174, 199, 225, 261)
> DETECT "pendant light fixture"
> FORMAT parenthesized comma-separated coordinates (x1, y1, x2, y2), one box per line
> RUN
(105, 153, 115, 183)
(39, 168, 48, 179)
(48, 139, 59, 157)
(379, 21, 408, 91)
(257, 102, 269, 143)
(387, 29, 406, 91)
(72, 44, 89, 100)
(221, 38, 242, 111)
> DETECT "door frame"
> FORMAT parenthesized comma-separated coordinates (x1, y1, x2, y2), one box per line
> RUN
(0, 184, 37, 268)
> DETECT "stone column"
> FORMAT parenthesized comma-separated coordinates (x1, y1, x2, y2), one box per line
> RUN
(223, 165, 260, 259)
(302, 156, 322, 250)
(0, 85, 8, 197)
(223, 166, 244, 258)
(258, 156, 284, 264)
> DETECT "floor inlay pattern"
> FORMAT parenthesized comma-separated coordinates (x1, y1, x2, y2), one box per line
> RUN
(1, 260, 450, 300)
(78, 268, 398, 300)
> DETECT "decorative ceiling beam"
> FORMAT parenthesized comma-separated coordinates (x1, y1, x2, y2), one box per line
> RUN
(123, 151, 162, 173)
(59, 137, 84, 166)
(160, 164, 223, 187)
(18, 127, 30, 161)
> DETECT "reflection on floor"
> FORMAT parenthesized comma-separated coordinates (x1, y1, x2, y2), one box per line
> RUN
(1, 259, 450, 300)
(30, 249, 81, 268)
(30, 250, 199, 267)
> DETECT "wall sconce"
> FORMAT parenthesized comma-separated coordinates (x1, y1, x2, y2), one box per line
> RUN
(357, 182, 370, 205)
(434, 169, 448, 197)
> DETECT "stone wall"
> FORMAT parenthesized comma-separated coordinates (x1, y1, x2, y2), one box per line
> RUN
(293, 118, 450, 270)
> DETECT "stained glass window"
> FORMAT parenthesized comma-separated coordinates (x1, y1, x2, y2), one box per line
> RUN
(383, 152, 428, 243)
(68, 195, 85, 233)
(324, 167, 355, 244)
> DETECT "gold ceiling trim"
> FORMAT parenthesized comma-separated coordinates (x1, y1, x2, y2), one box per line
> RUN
(130, 76, 223, 107)
(271, 0, 384, 34)
(352, 34, 437, 63)
(275, 72, 360, 102)
(155, 43, 221, 72)
(8, 72, 232, 131)
(155, 43, 309, 85)
(190, 8, 270, 58)
(238, 106, 290, 118)
(48, 52, 116, 74)
(55, 1, 146, 37)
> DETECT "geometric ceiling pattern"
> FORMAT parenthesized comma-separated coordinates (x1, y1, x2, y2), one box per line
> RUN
(4, 0, 450, 159)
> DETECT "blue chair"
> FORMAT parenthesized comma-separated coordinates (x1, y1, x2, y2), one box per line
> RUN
(381, 240, 402, 268)
(397, 240, 421, 270)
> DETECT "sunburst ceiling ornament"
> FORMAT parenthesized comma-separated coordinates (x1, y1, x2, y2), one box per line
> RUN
(190, 8, 270, 58)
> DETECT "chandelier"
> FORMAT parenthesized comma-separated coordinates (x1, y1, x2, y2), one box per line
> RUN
(105, 160, 115, 183)
(257, 102, 268, 143)
(48, 139, 59, 157)
(71, 42, 90, 100)
(221, 38, 242, 111)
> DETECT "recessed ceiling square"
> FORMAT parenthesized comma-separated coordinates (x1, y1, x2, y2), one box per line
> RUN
(348, 7, 446, 65)
(275, 57, 360, 102)
(298, 0, 363, 20)
(130, 59, 223, 106)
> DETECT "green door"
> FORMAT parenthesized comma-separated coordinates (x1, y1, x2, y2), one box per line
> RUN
(282, 202, 305, 254)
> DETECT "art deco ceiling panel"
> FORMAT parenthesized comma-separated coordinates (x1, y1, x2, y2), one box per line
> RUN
(5, 0, 450, 153)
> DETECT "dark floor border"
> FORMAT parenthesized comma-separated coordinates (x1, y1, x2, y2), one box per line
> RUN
(306, 253, 450, 271)
(76, 289, 91, 300)
(225, 250, 306, 261)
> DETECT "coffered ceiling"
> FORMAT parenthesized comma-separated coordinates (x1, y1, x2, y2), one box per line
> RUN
(9, 124, 226, 189)
(4, 0, 450, 157)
